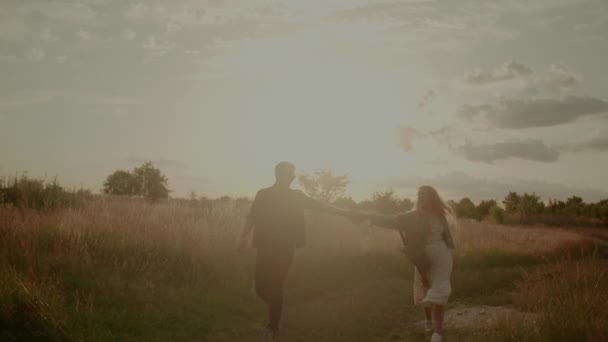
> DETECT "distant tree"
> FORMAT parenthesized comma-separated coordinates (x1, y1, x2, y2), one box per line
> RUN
(189, 190, 198, 202)
(370, 190, 401, 214)
(333, 196, 358, 209)
(399, 198, 415, 212)
(598, 199, 608, 219)
(298, 169, 349, 203)
(1, 175, 85, 210)
(357, 199, 375, 211)
(517, 193, 544, 217)
(546, 199, 566, 214)
(132, 162, 169, 202)
(565, 196, 584, 216)
(489, 205, 505, 223)
(476, 199, 497, 218)
(454, 197, 479, 219)
(103, 170, 139, 195)
(359, 191, 414, 214)
(103, 162, 169, 201)
(503, 192, 521, 214)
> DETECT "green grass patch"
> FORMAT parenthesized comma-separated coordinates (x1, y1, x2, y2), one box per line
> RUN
(456, 249, 541, 270)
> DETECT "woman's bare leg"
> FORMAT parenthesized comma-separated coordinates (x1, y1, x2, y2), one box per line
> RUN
(424, 306, 432, 321)
(431, 304, 445, 334)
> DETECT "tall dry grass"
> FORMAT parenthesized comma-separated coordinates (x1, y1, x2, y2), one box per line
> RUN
(479, 258, 608, 342)
(451, 220, 587, 256)
(0, 197, 604, 341)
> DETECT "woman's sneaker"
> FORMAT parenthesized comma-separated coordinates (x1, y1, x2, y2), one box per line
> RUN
(430, 332, 442, 342)
(264, 328, 278, 342)
(424, 319, 433, 332)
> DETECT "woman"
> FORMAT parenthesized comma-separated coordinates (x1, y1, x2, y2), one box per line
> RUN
(351, 186, 455, 342)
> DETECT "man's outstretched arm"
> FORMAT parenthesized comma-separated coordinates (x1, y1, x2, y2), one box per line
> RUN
(296, 191, 351, 217)
(348, 211, 417, 231)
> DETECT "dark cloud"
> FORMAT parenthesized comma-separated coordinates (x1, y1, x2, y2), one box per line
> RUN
(544, 64, 581, 94)
(558, 132, 608, 153)
(418, 89, 436, 107)
(458, 104, 494, 121)
(127, 156, 189, 168)
(454, 139, 559, 163)
(387, 172, 608, 202)
(395, 126, 424, 152)
(464, 62, 582, 95)
(17, 2, 97, 22)
(429, 125, 454, 144)
(577, 135, 608, 151)
(464, 61, 533, 85)
(459, 96, 608, 129)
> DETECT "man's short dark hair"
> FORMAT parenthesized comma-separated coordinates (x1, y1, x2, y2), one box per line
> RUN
(275, 161, 296, 180)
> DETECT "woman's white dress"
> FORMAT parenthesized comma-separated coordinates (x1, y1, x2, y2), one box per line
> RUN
(369, 211, 454, 306)
(414, 240, 453, 305)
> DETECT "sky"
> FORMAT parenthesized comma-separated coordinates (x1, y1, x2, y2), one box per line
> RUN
(1, 0, 608, 201)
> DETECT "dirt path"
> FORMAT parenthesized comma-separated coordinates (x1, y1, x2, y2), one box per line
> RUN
(415, 304, 534, 331)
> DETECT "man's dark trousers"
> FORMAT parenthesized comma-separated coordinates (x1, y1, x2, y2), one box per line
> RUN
(254, 246, 294, 331)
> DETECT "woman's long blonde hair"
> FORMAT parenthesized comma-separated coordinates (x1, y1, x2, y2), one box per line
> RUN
(415, 185, 456, 227)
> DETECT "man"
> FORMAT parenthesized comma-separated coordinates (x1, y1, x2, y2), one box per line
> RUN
(238, 162, 349, 341)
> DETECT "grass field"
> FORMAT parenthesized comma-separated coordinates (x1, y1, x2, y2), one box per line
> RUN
(1, 198, 607, 341)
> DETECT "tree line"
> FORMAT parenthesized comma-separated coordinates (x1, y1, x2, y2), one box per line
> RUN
(0, 176, 91, 210)
(0, 162, 170, 209)
(296, 170, 608, 227)
(3, 166, 608, 228)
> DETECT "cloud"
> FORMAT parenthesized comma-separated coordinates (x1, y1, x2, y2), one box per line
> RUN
(395, 126, 424, 152)
(55, 55, 67, 64)
(558, 132, 608, 153)
(166, 21, 183, 33)
(123, 2, 201, 26)
(127, 156, 188, 168)
(464, 61, 533, 85)
(0, 55, 17, 62)
(18, 2, 96, 22)
(429, 125, 455, 144)
(0, 90, 62, 108)
(418, 89, 436, 107)
(387, 172, 608, 202)
(142, 36, 175, 55)
(40, 27, 59, 42)
(123, 3, 147, 19)
(454, 139, 560, 163)
(75, 29, 94, 41)
(25, 47, 46, 62)
(462, 62, 582, 96)
(121, 29, 137, 41)
(544, 64, 582, 94)
(458, 103, 494, 121)
(459, 96, 608, 129)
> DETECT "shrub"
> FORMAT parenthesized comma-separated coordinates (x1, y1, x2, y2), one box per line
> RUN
(0, 176, 88, 210)
(489, 205, 505, 224)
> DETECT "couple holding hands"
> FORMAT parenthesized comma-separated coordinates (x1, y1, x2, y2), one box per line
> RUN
(238, 162, 455, 342)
